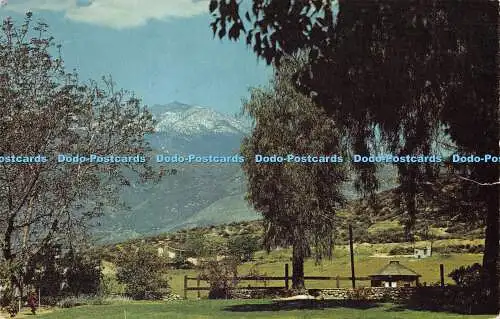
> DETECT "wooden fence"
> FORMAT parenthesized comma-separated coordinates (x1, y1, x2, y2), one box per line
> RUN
(183, 263, 370, 299)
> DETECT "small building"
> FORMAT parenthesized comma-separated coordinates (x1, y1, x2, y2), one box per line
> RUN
(369, 260, 421, 287)
(413, 244, 432, 259)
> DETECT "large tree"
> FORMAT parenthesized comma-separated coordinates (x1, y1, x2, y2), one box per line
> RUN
(241, 53, 347, 290)
(0, 13, 158, 297)
(209, 0, 498, 311)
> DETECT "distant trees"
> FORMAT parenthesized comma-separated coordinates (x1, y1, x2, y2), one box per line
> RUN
(184, 233, 227, 258)
(115, 246, 169, 300)
(227, 235, 260, 262)
(240, 53, 347, 290)
(0, 13, 158, 298)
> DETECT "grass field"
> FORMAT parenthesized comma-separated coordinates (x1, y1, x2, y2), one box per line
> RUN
(29, 300, 492, 319)
(164, 248, 482, 299)
(100, 240, 483, 299)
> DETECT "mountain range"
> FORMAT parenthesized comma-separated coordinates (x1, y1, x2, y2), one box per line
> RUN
(93, 102, 397, 243)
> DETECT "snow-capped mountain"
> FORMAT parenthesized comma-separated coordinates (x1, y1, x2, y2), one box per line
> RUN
(95, 102, 258, 242)
(151, 101, 251, 137)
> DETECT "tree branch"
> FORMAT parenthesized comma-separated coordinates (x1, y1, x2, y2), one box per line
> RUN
(457, 175, 500, 186)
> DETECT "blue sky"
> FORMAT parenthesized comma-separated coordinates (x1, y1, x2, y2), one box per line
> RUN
(0, 0, 273, 114)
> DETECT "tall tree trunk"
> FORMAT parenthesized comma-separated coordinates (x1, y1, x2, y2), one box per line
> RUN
(483, 185, 499, 313)
(291, 242, 305, 291)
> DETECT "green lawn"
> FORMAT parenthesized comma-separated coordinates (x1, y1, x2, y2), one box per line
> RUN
(170, 251, 482, 299)
(101, 243, 483, 300)
(33, 300, 492, 319)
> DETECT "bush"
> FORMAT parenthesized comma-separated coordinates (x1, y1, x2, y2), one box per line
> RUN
(449, 263, 484, 287)
(433, 244, 483, 254)
(116, 246, 170, 300)
(0, 287, 18, 317)
(388, 246, 413, 255)
(170, 254, 194, 269)
(447, 263, 493, 314)
(62, 249, 102, 296)
(100, 272, 126, 296)
(200, 257, 239, 299)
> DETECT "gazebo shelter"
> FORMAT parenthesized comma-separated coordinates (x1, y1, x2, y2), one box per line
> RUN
(369, 260, 421, 288)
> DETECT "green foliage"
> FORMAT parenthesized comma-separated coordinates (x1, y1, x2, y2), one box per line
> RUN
(184, 233, 208, 258)
(115, 246, 169, 300)
(170, 254, 194, 270)
(0, 12, 159, 294)
(184, 233, 227, 258)
(100, 272, 126, 296)
(0, 285, 17, 317)
(25, 244, 65, 297)
(449, 263, 485, 287)
(61, 249, 102, 296)
(25, 245, 101, 298)
(447, 263, 493, 314)
(227, 235, 260, 262)
(200, 257, 240, 299)
(388, 246, 413, 256)
(241, 53, 347, 288)
(210, 0, 499, 309)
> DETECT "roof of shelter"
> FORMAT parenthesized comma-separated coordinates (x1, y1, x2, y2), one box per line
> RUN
(369, 261, 420, 278)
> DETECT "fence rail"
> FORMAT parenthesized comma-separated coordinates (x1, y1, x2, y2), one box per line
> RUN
(183, 263, 371, 299)
(185, 276, 370, 281)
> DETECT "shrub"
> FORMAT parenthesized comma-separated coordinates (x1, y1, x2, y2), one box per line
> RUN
(389, 246, 413, 255)
(170, 254, 194, 269)
(200, 257, 239, 299)
(62, 249, 102, 296)
(449, 263, 484, 287)
(100, 272, 126, 296)
(116, 246, 170, 300)
(0, 287, 18, 317)
(447, 263, 493, 314)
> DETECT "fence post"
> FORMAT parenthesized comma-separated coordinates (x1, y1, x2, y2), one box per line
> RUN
(440, 264, 445, 287)
(284, 263, 289, 290)
(349, 224, 356, 289)
(197, 276, 201, 299)
(336, 275, 340, 288)
(183, 275, 188, 299)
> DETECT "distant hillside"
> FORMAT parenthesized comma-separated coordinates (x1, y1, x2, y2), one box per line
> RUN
(99, 176, 485, 258)
(93, 102, 253, 242)
(93, 102, 399, 243)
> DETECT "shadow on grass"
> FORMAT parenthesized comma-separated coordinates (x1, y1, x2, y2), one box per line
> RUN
(385, 303, 495, 316)
(223, 300, 381, 312)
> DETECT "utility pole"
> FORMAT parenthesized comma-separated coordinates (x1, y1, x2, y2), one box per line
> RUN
(349, 224, 356, 288)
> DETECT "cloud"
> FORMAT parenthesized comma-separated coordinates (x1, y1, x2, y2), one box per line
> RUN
(3, 0, 209, 29)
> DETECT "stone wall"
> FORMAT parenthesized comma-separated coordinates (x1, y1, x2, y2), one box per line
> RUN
(310, 287, 418, 302)
(229, 287, 419, 301)
(230, 287, 466, 304)
(230, 288, 292, 299)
